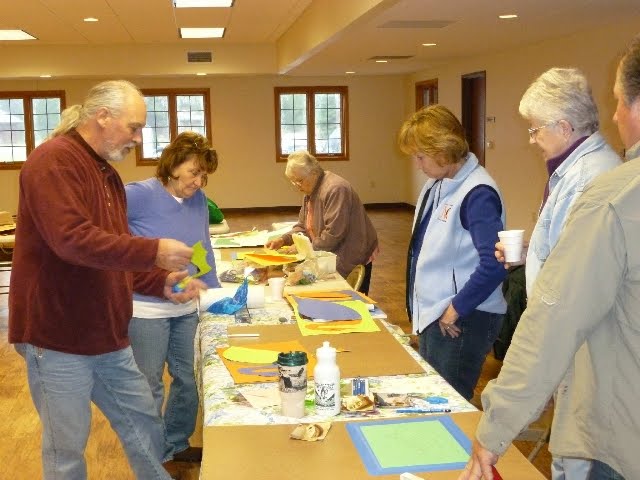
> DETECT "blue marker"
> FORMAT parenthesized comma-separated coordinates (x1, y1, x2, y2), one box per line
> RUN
(396, 408, 452, 414)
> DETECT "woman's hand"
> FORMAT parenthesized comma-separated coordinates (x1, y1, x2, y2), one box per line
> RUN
(494, 241, 510, 269)
(438, 304, 461, 338)
(265, 237, 285, 250)
(495, 241, 527, 269)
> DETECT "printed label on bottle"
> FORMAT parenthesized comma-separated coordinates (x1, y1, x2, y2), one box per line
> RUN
(315, 382, 337, 408)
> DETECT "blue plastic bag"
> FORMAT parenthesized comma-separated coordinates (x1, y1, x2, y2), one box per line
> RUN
(206, 279, 248, 315)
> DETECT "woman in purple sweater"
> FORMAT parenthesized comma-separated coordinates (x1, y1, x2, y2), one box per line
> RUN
(125, 131, 220, 464)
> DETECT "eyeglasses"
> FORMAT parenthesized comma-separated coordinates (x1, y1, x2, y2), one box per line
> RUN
(289, 177, 305, 187)
(528, 121, 559, 139)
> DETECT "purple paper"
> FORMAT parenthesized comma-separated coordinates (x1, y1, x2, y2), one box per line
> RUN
(294, 297, 362, 321)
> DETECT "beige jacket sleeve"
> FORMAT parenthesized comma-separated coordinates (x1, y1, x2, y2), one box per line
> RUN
(476, 195, 626, 455)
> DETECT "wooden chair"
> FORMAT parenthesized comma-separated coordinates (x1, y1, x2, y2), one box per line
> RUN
(346, 264, 365, 291)
(0, 260, 11, 297)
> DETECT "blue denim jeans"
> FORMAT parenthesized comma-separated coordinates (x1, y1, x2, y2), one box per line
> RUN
(129, 312, 199, 458)
(588, 460, 625, 480)
(16, 343, 170, 480)
(419, 310, 503, 401)
(552, 455, 592, 480)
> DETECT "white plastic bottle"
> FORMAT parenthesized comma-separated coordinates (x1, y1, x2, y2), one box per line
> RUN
(314, 341, 341, 416)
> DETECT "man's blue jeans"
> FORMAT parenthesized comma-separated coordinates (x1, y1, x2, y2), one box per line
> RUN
(129, 312, 199, 457)
(16, 343, 170, 480)
(588, 460, 625, 480)
(419, 309, 503, 401)
(552, 455, 592, 480)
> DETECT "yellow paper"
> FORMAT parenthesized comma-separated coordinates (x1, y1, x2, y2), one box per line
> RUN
(222, 346, 280, 364)
(176, 240, 212, 289)
(292, 299, 380, 336)
(287, 291, 352, 301)
(286, 290, 376, 304)
(242, 252, 299, 266)
(191, 241, 212, 278)
(217, 340, 316, 384)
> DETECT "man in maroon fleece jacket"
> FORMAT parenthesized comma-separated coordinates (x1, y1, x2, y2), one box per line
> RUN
(9, 80, 199, 479)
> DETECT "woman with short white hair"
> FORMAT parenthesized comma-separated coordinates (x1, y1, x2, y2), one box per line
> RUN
(502, 67, 621, 480)
(266, 150, 379, 294)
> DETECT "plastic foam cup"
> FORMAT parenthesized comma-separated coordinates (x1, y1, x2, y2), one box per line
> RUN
(268, 277, 286, 301)
(498, 230, 525, 263)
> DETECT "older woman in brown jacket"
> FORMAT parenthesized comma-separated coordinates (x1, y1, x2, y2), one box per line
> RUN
(266, 150, 378, 294)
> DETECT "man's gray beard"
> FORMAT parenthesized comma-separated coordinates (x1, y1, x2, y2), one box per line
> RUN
(105, 144, 134, 162)
(106, 150, 125, 162)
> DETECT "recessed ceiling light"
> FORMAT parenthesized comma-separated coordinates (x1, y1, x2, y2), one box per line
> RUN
(40, 74, 52, 78)
(174, 0, 234, 7)
(499, 14, 518, 19)
(422, 43, 437, 47)
(0, 29, 37, 41)
(84, 17, 99, 22)
(196, 72, 207, 76)
(375, 60, 388, 63)
(180, 27, 225, 39)
(345, 71, 355, 74)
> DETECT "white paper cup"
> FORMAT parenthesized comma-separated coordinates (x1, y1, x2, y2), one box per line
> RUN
(498, 230, 525, 263)
(268, 277, 286, 301)
(246, 285, 265, 308)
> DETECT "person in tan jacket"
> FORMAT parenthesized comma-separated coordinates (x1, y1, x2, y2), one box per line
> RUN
(459, 35, 640, 480)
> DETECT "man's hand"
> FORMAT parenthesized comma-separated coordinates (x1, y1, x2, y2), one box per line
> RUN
(156, 239, 193, 271)
(163, 271, 207, 303)
(457, 439, 499, 480)
(265, 237, 285, 250)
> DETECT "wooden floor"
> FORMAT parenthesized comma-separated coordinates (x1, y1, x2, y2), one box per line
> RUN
(0, 207, 552, 479)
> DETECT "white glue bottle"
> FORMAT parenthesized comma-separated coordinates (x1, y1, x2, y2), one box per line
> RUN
(314, 341, 341, 416)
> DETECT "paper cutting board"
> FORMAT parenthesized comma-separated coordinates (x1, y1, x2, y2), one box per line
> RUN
(227, 321, 424, 378)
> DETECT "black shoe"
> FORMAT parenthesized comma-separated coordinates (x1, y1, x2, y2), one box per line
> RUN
(172, 446, 203, 463)
(163, 460, 185, 480)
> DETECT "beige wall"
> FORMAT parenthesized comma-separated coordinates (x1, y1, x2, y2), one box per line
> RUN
(404, 19, 639, 236)
(0, 75, 407, 214)
(2, 20, 639, 226)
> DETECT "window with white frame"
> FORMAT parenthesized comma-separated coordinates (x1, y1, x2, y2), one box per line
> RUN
(137, 88, 211, 165)
(274, 86, 348, 161)
(0, 91, 65, 169)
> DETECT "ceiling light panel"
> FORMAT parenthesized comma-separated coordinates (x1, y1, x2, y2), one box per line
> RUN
(180, 27, 225, 38)
(378, 20, 453, 29)
(0, 30, 37, 41)
(174, 0, 233, 7)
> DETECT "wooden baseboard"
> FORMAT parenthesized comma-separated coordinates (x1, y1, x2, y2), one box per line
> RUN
(363, 202, 414, 210)
(221, 202, 414, 213)
(221, 206, 299, 214)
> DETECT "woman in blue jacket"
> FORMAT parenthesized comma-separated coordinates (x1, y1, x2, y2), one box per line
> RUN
(399, 105, 507, 401)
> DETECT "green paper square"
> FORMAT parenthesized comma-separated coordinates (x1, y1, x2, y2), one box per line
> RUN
(360, 421, 470, 468)
(212, 238, 239, 247)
